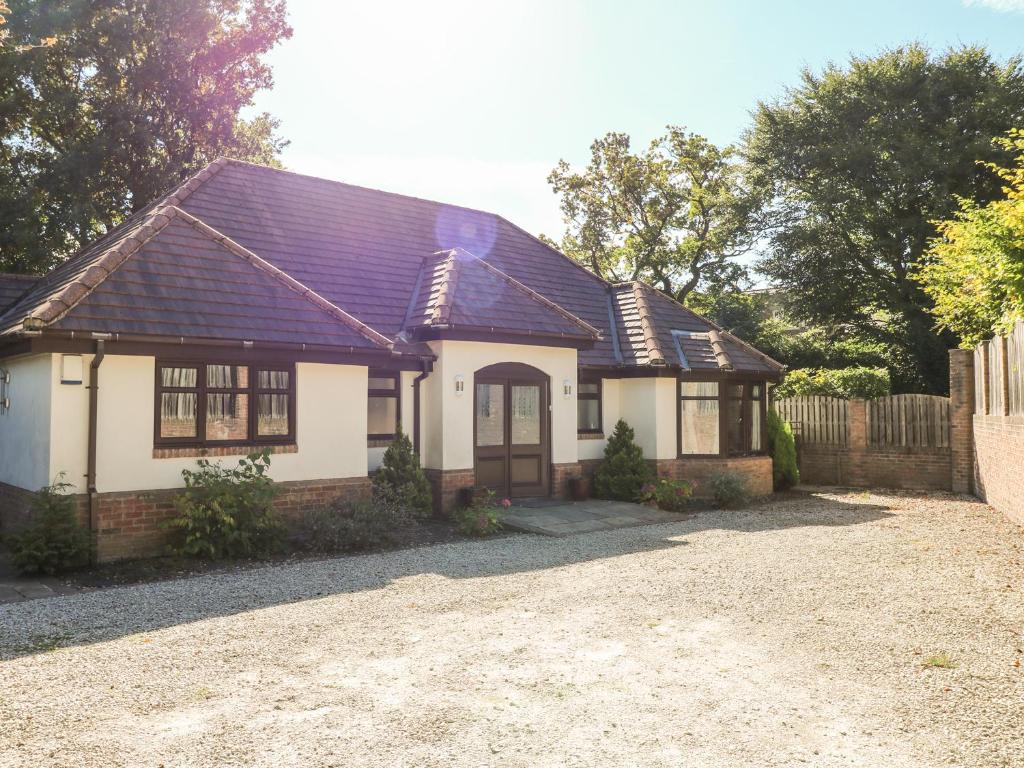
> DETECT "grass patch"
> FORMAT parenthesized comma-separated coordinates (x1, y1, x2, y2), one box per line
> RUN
(923, 652, 957, 669)
(10, 631, 73, 655)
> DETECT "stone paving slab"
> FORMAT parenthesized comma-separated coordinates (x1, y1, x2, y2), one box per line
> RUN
(503, 500, 690, 537)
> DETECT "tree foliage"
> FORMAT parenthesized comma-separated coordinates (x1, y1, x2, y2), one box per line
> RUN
(774, 367, 891, 400)
(745, 44, 1024, 393)
(0, 0, 292, 273)
(917, 130, 1024, 347)
(548, 127, 759, 301)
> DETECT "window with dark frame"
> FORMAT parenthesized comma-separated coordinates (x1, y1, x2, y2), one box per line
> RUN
(368, 370, 400, 440)
(155, 362, 294, 447)
(679, 381, 720, 455)
(577, 377, 602, 434)
(679, 379, 767, 457)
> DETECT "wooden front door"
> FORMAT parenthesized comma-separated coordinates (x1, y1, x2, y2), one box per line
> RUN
(474, 364, 550, 499)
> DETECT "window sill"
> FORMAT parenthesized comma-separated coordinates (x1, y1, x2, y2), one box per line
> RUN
(577, 432, 604, 440)
(153, 443, 297, 459)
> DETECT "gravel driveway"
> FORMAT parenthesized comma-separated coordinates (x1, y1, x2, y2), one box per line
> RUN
(2, 490, 1023, 767)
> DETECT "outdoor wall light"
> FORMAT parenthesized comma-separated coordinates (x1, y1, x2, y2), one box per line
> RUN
(563, 379, 573, 398)
(455, 374, 465, 396)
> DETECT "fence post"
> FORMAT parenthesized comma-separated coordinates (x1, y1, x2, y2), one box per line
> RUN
(949, 349, 975, 495)
(847, 399, 868, 485)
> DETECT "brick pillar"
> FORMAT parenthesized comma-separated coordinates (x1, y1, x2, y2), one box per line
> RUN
(949, 348, 975, 494)
(847, 399, 867, 485)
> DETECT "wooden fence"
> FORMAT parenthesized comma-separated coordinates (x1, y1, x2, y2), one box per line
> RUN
(775, 394, 950, 450)
(775, 396, 849, 446)
(867, 395, 950, 449)
(974, 320, 1024, 416)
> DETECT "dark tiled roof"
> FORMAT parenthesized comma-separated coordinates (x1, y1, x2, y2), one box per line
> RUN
(622, 284, 783, 373)
(405, 248, 600, 342)
(1, 207, 390, 350)
(0, 274, 40, 313)
(0, 158, 782, 375)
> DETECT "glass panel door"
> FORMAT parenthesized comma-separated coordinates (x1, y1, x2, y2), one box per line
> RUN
(510, 385, 540, 445)
(475, 383, 505, 447)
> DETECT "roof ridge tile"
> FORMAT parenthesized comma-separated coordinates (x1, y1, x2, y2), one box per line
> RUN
(631, 282, 666, 366)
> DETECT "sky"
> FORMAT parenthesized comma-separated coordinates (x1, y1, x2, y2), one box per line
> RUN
(252, 0, 1024, 241)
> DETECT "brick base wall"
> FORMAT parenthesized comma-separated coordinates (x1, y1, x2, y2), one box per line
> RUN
(551, 462, 583, 499)
(0, 481, 44, 534)
(974, 414, 1024, 525)
(796, 444, 952, 491)
(650, 456, 773, 498)
(424, 468, 476, 514)
(571, 455, 773, 499)
(0, 477, 372, 563)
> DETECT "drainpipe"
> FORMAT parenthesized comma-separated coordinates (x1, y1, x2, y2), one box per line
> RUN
(412, 361, 430, 456)
(87, 338, 106, 564)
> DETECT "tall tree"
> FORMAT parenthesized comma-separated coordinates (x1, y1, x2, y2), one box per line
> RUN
(547, 127, 758, 302)
(917, 130, 1024, 347)
(745, 45, 1024, 394)
(0, 0, 292, 274)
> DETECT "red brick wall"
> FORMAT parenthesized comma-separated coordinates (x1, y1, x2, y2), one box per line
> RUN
(0, 481, 48, 534)
(792, 398, 953, 491)
(572, 455, 772, 498)
(0, 476, 372, 563)
(651, 456, 773, 497)
(551, 462, 583, 499)
(973, 415, 1024, 525)
(795, 443, 952, 490)
(424, 468, 475, 514)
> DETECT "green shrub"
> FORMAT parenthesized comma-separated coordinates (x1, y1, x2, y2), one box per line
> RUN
(709, 472, 751, 509)
(452, 489, 506, 537)
(293, 498, 412, 553)
(6, 476, 90, 575)
(774, 366, 890, 399)
(639, 478, 693, 512)
(372, 425, 433, 517)
(592, 419, 654, 501)
(164, 451, 284, 559)
(767, 409, 800, 491)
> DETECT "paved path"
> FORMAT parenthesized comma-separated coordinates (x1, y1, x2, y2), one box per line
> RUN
(502, 499, 688, 535)
(0, 551, 82, 604)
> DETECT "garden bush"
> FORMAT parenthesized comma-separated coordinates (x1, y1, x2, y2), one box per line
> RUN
(452, 489, 507, 537)
(164, 451, 285, 559)
(6, 476, 90, 575)
(709, 472, 751, 509)
(592, 419, 654, 501)
(767, 409, 800, 491)
(372, 425, 433, 517)
(639, 478, 693, 512)
(774, 366, 890, 399)
(293, 498, 412, 553)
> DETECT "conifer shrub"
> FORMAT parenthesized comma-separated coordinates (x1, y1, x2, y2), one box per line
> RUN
(372, 425, 433, 517)
(767, 409, 800, 491)
(592, 419, 654, 502)
(6, 476, 90, 575)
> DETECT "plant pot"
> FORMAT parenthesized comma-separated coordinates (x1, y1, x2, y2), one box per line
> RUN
(456, 486, 476, 509)
(567, 476, 589, 502)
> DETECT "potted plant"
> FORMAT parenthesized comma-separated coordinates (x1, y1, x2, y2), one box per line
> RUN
(567, 476, 589, 501)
